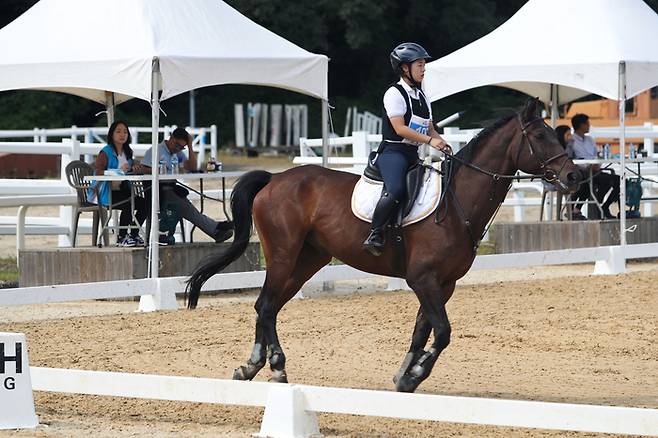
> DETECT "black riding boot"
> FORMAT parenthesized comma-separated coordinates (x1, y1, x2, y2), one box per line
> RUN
(362, 192, 399, 256)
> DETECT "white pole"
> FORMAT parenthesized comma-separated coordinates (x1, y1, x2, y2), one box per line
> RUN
(550, 84, 558, 128)
(149, 60, 161, 280)
(105, 91, 115, 127)
(618, 62, 627, 248)
(189, 90, 196, 128)
(321, 99, 329, 167)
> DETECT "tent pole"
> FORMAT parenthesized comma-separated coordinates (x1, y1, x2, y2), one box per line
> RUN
(321, 99, 329, 168)
(189, 90, 196, 128)
(105, 91, 115, 127)
(618, 61, 627, 248)
(550, 84, 558, 128)
(149, 59, 161, 281)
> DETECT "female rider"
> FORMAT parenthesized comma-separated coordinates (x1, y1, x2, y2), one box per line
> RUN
(362, 42, 451, 256)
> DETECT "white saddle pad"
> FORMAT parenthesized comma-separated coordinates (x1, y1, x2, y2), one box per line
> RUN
(351, 165, 442, 227)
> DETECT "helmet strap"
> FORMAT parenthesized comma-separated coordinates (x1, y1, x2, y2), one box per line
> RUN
(401, 66, 421, 89)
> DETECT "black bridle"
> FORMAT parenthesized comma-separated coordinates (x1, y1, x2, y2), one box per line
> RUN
(445, 115, 568, 183)
(435, 114, 570, 251)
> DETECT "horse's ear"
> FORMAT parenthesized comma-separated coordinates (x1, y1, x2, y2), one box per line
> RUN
(521, 97, 540, 121)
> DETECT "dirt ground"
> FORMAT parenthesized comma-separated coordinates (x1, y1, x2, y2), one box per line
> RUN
(0, 264, 656, 437)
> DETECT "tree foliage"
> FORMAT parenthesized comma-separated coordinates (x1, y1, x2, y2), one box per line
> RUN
(1, 0, 657, 141)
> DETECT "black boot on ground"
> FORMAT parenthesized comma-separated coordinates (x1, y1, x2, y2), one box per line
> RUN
(362, 192, 399, 256)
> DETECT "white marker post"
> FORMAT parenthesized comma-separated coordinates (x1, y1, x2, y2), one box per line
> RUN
(0, 333, 38, 429)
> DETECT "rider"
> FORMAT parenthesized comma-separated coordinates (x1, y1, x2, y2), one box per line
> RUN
(362, 42, 451, 256)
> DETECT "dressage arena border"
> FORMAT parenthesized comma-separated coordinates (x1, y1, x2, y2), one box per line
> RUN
(3, 243, 658, 434)
(1, 243, 658, 310)
(28, 367, 658, 436)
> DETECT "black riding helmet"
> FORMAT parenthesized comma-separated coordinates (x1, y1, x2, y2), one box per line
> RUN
(390, 42, 431, 88)
(390, 42, 431, 73)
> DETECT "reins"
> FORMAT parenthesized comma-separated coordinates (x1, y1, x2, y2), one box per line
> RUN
(434, 115, 569, 252)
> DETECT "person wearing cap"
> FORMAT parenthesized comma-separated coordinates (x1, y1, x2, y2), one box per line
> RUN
(362, 42, 451, 256)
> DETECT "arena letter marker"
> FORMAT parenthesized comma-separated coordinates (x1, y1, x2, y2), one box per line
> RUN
(0, 332, 38, 429)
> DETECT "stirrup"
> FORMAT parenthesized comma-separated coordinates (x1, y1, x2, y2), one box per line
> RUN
(362, 229, 385, 256)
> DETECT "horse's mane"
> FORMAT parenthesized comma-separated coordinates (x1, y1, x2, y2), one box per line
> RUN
(455, 114, 516, 164)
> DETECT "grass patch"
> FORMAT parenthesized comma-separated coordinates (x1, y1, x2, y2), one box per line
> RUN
(477, 241, 496, 255)
(0, 257, 18, 283)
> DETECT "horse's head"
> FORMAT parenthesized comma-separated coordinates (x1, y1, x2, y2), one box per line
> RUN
(515, 98, 581, 193)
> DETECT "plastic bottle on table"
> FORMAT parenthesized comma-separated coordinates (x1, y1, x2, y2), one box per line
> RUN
(629, 143, 636, 159)
(602, 143, 610, 159)
(171, 153, 179, 174)
(159, 157, 167, 174)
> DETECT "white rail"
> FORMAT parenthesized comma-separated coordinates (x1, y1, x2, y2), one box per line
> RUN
(2, 243, 658, 311)
(29, 367, 658, 437)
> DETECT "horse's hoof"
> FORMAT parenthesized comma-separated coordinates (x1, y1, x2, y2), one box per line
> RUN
(233, 366, 249, 380)
(269, 369, 288, 383)
(395, 374, 419, 393)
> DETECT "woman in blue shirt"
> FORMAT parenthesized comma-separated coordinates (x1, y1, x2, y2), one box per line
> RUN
(92, 121, 148, 246)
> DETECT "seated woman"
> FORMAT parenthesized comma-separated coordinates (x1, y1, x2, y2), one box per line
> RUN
(90, 120, 148, 246)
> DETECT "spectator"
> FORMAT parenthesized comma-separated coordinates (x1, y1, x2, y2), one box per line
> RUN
(140, 127, 233, 244)
(555, 125, 586, 220)
(91, 120, 148, 246)
(570, 114, 619, 219)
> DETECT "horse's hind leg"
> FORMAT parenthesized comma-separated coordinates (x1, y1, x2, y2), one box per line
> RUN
(395, 280, 455, 392)
(232, 318, 267, 381)
(263, 243, 331, 382)
(233, 242, 330, 383)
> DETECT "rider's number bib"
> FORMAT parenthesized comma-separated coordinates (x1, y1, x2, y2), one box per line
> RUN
(406, 114, 430, 146)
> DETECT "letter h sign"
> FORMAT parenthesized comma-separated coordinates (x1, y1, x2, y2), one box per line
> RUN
(0, 342, 22, 374)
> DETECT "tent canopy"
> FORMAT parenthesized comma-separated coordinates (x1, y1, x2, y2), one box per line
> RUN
(424, 0, 658, 104)
(0, 0, 328, 104)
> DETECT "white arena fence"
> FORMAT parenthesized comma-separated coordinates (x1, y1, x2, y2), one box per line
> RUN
(2, 242, 658, 312)
(27, 366, 658, 437)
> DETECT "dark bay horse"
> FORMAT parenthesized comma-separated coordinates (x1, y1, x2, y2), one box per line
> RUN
(187, 98, 581, 392)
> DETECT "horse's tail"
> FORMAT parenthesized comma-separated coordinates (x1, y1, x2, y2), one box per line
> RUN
(186, 170, 272, 309)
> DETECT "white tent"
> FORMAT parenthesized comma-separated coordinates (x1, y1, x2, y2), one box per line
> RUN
(0, 0, 329, 286)
(0, 0, 328, 102)
(424, 0, 658, 251)
(425, 0, 658, 106)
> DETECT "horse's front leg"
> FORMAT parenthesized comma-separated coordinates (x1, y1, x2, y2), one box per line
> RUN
(395, 281, 454, 393)
(393, 306, 431, 388)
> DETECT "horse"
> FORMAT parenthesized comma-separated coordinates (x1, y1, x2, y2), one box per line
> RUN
(186, 98, 582, 393)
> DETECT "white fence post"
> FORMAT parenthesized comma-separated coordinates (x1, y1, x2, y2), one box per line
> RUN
(514, 191, 525, 222)
(83, 128, 94, 163)
(352, 131, 369, 172)
(644, 122, 658, 158)
(137, 278, 178, 312)
(210, 124, 218, 161)
(58, 139, 79, 247)
(256, 385, 319, 438)
(593, 246, 626, 275)
(197, 127, 207, 170)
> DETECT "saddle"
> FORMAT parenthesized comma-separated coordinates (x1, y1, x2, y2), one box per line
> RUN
(364, 151, 426, 219)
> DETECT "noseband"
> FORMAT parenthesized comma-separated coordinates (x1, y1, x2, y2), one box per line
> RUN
(517, 115, 568, 184)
